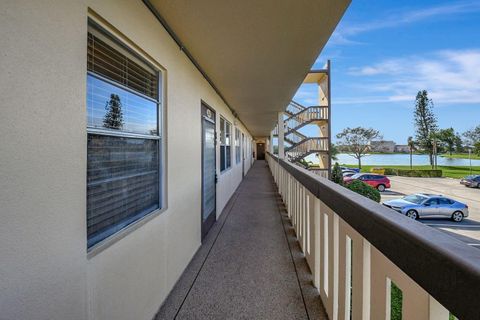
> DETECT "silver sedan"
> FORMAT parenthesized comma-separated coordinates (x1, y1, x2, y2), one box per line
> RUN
(383, 193, 469, 222)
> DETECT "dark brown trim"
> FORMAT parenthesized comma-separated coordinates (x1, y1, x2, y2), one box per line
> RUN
(308, 68, 329, 74)
(268, 153, 480, 320)
(326, 60, 332, 180)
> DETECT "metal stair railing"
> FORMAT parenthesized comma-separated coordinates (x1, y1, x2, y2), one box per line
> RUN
(285, 106, 329, 135)
(284, 130, 307, 145)
(286, 137, 329, 162)
(286, 101, 306, 116)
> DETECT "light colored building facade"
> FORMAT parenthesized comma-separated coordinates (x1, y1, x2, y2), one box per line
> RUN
(369, 140, 396, 153)
(0, 1, 349, 319)
(395, 144, 411, 153)
(1, 2, 476, 320)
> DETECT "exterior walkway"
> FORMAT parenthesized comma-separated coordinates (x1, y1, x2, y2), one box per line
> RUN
(155, 161, 327, 320)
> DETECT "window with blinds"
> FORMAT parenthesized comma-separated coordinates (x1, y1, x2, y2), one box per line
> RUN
(86, 23, 162, 249)
(235, 128, 241, 164)
(87, 28, 158, 99)
(220, 117, 232, 172)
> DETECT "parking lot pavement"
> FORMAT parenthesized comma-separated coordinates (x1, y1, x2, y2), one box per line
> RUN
(381, 176, 480, 248)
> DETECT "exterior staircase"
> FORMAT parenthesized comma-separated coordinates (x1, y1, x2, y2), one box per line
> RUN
(273, 101, 329, 168)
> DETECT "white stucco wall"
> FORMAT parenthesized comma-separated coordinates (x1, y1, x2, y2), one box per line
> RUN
(0, 1, 253, 320)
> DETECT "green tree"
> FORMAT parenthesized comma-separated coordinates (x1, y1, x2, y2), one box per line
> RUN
(407, 136, 416, 169)
(413, 90, 438, 168)
(331, 162, 343, 185)
(454, 132, 464, 153)
(298, 158, 313, 168)
(463, 125, 480, 154)
(103, 94, 124, 130)
(336, 127, 382, 169)
(437, 128, 457, 155)
(330, 143, 339, 161)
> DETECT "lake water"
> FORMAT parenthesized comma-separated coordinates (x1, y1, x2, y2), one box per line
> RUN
(335, 153, 480, 167)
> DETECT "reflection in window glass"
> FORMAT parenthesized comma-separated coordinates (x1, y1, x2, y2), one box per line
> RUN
(225, 121, 231, 145)
(220, 116, 232, 172)
(87, 75, 158, 135)
(86, 25, 161, 249)
(235, 128, 241, 164)
(87, 134, 159, 247)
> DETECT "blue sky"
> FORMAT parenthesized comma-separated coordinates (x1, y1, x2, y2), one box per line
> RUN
(293, 0, 480, 144)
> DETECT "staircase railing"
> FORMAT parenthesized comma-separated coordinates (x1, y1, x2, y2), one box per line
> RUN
(286, 100, 306, 115)
(285, 106, 329, 134)
(273, 101, 330, 165)
(286, 137, 329, 162)
(284, 130, 307, 145)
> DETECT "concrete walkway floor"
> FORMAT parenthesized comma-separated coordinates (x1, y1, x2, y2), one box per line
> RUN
(155, 160, 327, 320)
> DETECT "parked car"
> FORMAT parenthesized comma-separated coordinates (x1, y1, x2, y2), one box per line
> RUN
(343, 173, 391, 192)
(342, 170, 357, 178)
(383, 193, 469, 222)
(460, 175, 480, 188)
(340, 166, 360, 173)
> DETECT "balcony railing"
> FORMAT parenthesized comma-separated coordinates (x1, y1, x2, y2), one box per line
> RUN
(308, 167, 329, 179)
(266, 152, 480, 320)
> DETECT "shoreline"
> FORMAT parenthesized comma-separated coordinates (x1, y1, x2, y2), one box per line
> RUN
(341, 164, 480, 179)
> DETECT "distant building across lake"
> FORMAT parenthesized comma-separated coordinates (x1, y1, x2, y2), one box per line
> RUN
(369, 140, 395, 153)
(367, 140, 410, 153)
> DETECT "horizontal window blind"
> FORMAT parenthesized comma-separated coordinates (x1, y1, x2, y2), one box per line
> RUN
(220, 117, 232, 171)
(235, 128, 241, 164)
(87, 135, 159, 247)
(86, 23, 161, 249)
(87, 29, 158, 99)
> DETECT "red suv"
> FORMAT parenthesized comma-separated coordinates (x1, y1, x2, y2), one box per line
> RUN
(343, 173, 391, 192)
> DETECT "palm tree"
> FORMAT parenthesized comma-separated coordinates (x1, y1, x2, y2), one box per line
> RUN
(407, 136, 416, 169)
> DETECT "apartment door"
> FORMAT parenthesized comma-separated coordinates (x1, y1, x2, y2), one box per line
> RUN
(257, 143, 265, 160)
(201, 104, 216, 240)
(242, 133, 245, 177)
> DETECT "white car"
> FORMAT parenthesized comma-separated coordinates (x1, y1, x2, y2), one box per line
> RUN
(342, 170, 357, 178)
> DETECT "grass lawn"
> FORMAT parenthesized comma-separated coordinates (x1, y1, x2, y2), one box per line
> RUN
(440, 153, 480, 160)
(391, 282, 402, 320)
(342, 164, 480, 179)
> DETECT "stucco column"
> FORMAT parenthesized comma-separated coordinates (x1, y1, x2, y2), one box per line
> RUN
(278, 112, 285, 159)
(269, 130, 274, 153)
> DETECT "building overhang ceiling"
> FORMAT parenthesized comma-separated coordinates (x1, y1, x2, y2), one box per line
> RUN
(304, 70, 329, 84)
(146, 0, 350, 137)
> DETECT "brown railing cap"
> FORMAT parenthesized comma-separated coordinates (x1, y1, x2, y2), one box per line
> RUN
(267, 153, 480, 320)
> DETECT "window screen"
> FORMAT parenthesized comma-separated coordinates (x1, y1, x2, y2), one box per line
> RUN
(86, 23, 161, 249)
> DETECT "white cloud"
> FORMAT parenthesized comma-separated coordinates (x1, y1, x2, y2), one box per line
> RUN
(332, 1, 480, 45)
(327, 33, 365, 46)
(345, 49, 480, 105)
